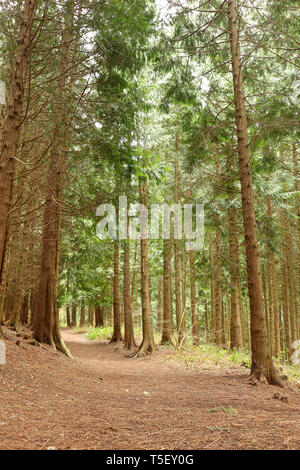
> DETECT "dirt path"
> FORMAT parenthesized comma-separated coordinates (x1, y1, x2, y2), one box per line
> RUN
(0, 328, 299, 449)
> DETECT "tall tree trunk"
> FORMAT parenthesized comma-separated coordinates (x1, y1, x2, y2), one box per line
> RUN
(161, 239, 173, 344)
(0, 213, 11, 323)
(225, 283, 230, 348)
(291, 143, 300, 337)
(181, 245, 187, 333)
(189, 250, 199, 345)
(66, 305, 71, 328)
(157, 277, 163, 334)
(266, 258, 274, 355)
(33, 12, 72, 357)
(215, 230, 223, 345)
(4, 227, 20, 324)
(292, 142, 300, 260)
(266, 196, 280, 357)
(0, 0, 37, 284)
(66, 266, 71, 327)
(71, 303, 77, 327)
(110, 241, 122, 342)
(21, 293, 29, 325)
(228, 0, 283, 385)
(88, 305, 94, 326)
(132, 177, 155, 355)
(174, 134, 185, 344)
(123, 236, 136, 349)
(9, 222, 29, 330)
(228, 208, 242, 349)
(280, 250, 291, 358)
(261, 262, 269, 340)
(80, 302, 85, 327)
(285, 240, 298, 345)
(238, 284, 245, 347)
(95, 306, 104, 327)
(209, 233, 216, 342)
(131, 240, 139, 328)
(204, 298, 209, 342)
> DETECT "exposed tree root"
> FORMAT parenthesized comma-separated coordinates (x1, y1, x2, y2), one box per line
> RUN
(53, 332, 73, 359)
(249, 366, 287, 388)
(110, 333, 123, 343)
(124, 339, 136, 350)
(34, 323, 73, 359)
(33, 330, 56, 348)
(128, 339, 156, 358)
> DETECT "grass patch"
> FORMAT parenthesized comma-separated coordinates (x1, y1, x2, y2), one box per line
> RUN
(207, 406, 238, 414)
(86, 325, 113, 341)
(164, 342, 250, 368)
(162, 340, 300, 386)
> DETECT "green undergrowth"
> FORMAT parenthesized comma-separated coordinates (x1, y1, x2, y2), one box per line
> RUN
(85, 325, 114, 341)
(273, 356, 300, 385)
(85, 325, 157, 342)
(163, 341, 300, 385)
(163, 342, 251, 369)
(81, 325, 300, 385)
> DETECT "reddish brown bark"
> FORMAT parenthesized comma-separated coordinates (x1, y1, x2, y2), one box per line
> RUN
(161, 239, 173, 345)
(131, 178, 155, 356)
(189, 250, 199, 345)
(123, 238, 136, 349)
(228, 208, 242, 349)
(0, 0, 37, 293)
(110, 241, 123, 342)
(33, 14, 72, 357)
(95, 306, 104, 327)
(228, 0, 283, 385)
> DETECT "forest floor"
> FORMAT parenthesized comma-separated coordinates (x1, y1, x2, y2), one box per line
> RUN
(0, 327, 300, 450)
